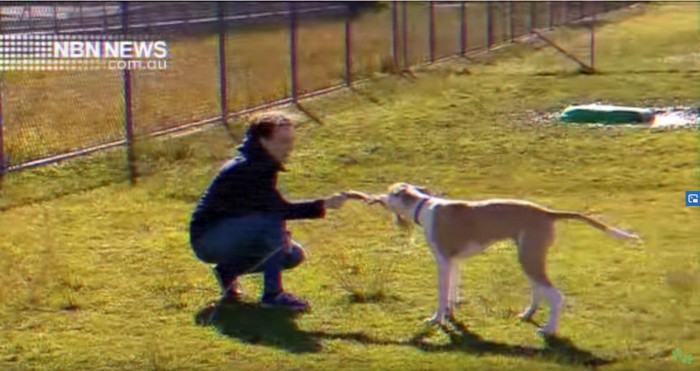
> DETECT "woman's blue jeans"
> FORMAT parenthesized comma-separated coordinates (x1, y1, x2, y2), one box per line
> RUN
(191, 214, 305, 295)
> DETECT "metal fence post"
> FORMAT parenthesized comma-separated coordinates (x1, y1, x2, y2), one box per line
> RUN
(0, 7, 3, 184)
(486, 2, 493, 49)
(289, 2, 299, 103)
(590, 8, 595, 70)
(391, 2, 399, 69)
(27, 7, 33, 32)
(217, 2, 228, 124)
(509, 1, 515, 42)
(529, 1, 536, 31)
(0, 75, 5, 186)
(401, 1, 408, 70)
(120, 2, 136, 185)
(103, 4, 109, 32)
(344, 6, 352, 85)
(80, 3, 85, 30)
(548, 1, 554, 29)
(428, 1, 435, 63)
(53, 5, 59, 33)
(459, 1, 467, 55)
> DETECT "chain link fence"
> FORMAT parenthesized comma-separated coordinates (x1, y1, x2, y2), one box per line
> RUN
(0, 1, 636, 183)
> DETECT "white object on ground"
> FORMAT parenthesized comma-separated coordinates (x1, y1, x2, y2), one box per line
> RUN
(650, 108, 699, 129)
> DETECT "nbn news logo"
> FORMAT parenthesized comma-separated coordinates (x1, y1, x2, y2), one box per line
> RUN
(687, 191, 700, 206)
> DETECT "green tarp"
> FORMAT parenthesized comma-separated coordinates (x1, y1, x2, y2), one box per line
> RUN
(559, 104, 654, 124)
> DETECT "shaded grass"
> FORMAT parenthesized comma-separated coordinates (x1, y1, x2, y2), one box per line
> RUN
(0, 3, 699, 370)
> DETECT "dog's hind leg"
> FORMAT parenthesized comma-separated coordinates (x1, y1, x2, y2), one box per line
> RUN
(518, 279, 542, 322)
(537, 283, 564, 336)
(516, 228, 564, 336)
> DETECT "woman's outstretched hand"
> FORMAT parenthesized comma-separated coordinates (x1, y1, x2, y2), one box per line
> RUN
(342, 190, 385, 206)
(323, 193, 349, 209)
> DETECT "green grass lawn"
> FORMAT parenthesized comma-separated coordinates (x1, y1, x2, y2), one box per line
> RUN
(1, 3, 699, 370)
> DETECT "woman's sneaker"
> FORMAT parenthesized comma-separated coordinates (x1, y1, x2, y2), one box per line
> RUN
(261, 292, 309, 312)
(213, 266, 243, 303)
(221, 281, 243, 302)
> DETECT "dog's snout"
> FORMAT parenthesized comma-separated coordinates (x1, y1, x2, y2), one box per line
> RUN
(366, 194, 387, 206)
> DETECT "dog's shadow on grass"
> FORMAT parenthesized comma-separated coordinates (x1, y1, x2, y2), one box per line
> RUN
(411, 320, 616, 368)
(195, 303, 614, 366)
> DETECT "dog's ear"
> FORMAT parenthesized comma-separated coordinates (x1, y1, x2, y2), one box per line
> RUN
(415, 185, 432, 196)
(389, 182, 408, 194)
(415, 185, 446, 197)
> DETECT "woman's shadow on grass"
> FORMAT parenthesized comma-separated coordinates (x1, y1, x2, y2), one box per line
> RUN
(194, 302, 615, 367)
(195, 301, 323, 353)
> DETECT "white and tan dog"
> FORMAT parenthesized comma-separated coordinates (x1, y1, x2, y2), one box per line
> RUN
(345, 183, 640, 336)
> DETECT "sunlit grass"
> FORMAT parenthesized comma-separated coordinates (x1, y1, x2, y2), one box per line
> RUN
(0, 3, 698, 370)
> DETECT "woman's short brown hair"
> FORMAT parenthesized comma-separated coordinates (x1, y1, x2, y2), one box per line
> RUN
(247, 113, 293, 141)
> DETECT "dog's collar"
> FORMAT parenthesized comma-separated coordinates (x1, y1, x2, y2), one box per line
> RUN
(413, 197, 430, 226)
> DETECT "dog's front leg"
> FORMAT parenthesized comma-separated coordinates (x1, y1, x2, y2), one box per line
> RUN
(426, 254, 451, 325)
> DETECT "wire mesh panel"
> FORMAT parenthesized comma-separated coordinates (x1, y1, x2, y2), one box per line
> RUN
(491, 2, 509, 45)
(549, 2, 564, 28)
(0, 1, 638, 177)
(2, 3, 125, 33)
(225, 24, 291, 112)
(1, 3, 124, 168)
(580, 2, 601, 21)
(533, 1, 551, 30)
(124, 3, 219, 136)
(4, 70, 123, 167)
(521, 2, 594, 75)
(465, 2, 488, 52)
(432, 2, 461, 60)
(296, 5, 347, 94)
(558, 2, 580, 26)
(224, 2, 292, 112)
(131, 32, 219, 136)
(605, 2, 635, 13)
(350, 5, 393, 78)
(572, 1, 587, 21)
(510, 2, 531, 39)
(564, 2, 578, 23)
(403, 2, 430, 66)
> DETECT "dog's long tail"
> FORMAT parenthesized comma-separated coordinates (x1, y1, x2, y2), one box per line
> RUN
(547, 210, 640, 241)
